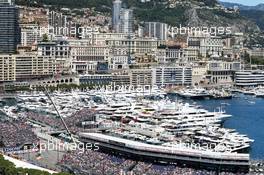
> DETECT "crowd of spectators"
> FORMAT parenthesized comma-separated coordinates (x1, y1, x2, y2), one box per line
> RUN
(26, 108, 96, 134)
(59, 150, 249, 175)
(0, 120, 38, 148)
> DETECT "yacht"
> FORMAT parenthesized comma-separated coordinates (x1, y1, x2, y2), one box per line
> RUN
(255, 87, 264, 97)
(178, 88, 211, 99)
(209, 89, 232, 99)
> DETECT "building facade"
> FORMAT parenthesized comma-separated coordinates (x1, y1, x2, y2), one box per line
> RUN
(207, 61, 241, 85)
(235, 71, 264, 87)
(20, 23, 41, 47)
(0, 54, 59, 82)
(144, 22, 168, 40)
(0, 1, 20, 54)
(188, 33, 223, 58)
(152, 66, 192, 86)
(112, 0, 122, 32)
(119, 9, 133, 34)
(130, 69, 152, 86)
(0, 55, 16, 82)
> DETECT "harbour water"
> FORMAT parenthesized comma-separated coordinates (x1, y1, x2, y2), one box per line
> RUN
(170, 94, 264, 160)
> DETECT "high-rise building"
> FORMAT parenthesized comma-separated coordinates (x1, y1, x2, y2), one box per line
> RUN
(48, 10, 68, 36)
(119, 9, 133, 34)
(144, 22, 168, 40)
(0, 0, 20, 54)
(112, 0, 122, 32)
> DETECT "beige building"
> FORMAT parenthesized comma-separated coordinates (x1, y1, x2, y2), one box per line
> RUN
(0, 53, 60, 82)
(0, 55, 16, 82)
(192, 63, 208, 86)
(70, 42, 110, 74)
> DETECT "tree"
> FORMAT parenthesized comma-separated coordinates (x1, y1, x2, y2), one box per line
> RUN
(42, 34, 49, 42)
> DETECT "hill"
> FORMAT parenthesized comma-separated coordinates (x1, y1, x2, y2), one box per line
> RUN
(15, 0, 260, 33)
(219, 1, 264, 30)
(219, 1, 264, 11)
(240, 10, 264, 31)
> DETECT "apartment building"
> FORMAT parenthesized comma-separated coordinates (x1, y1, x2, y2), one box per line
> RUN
(0, 0, 20, 54)
(20, 23, 41, 47)
(156, 46, 182, 64)
(144, 22, 168, 40)
(0, 53, 58, 82)
(0, 55, 16, 82)
(248, 48, 264, 58)
(88, 33, 134, 45)
(192, 63, 208, 86)
(152, 66, 192, 86)
(156, 46, 198, 64)
(109, 47, 129, 70)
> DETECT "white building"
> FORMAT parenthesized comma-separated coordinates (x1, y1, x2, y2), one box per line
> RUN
(109, 47, 129, 70)
(70, 45, 110, 74)
(37, 40, 71, 73)
(106, 37, 164, 56)
(20, 24, 41, 47)
(89, 33, 134, 45)
(235, 71, 264, 87)
(119, 9, 134, 34)
(130, 68, 152, 86)
(112, 0, 122, 32)
(152, 66, 192, 86)
(144, 22, 168, 40)
(156, 46, 198, 64)
(38, 40, 71, 59)
(156, 46, 182, 64)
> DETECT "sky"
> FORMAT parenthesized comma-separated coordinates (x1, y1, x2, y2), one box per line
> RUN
(220, 0, 263, 6)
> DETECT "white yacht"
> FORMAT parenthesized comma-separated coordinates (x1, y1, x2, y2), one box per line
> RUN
(178, 88, 211, 99)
